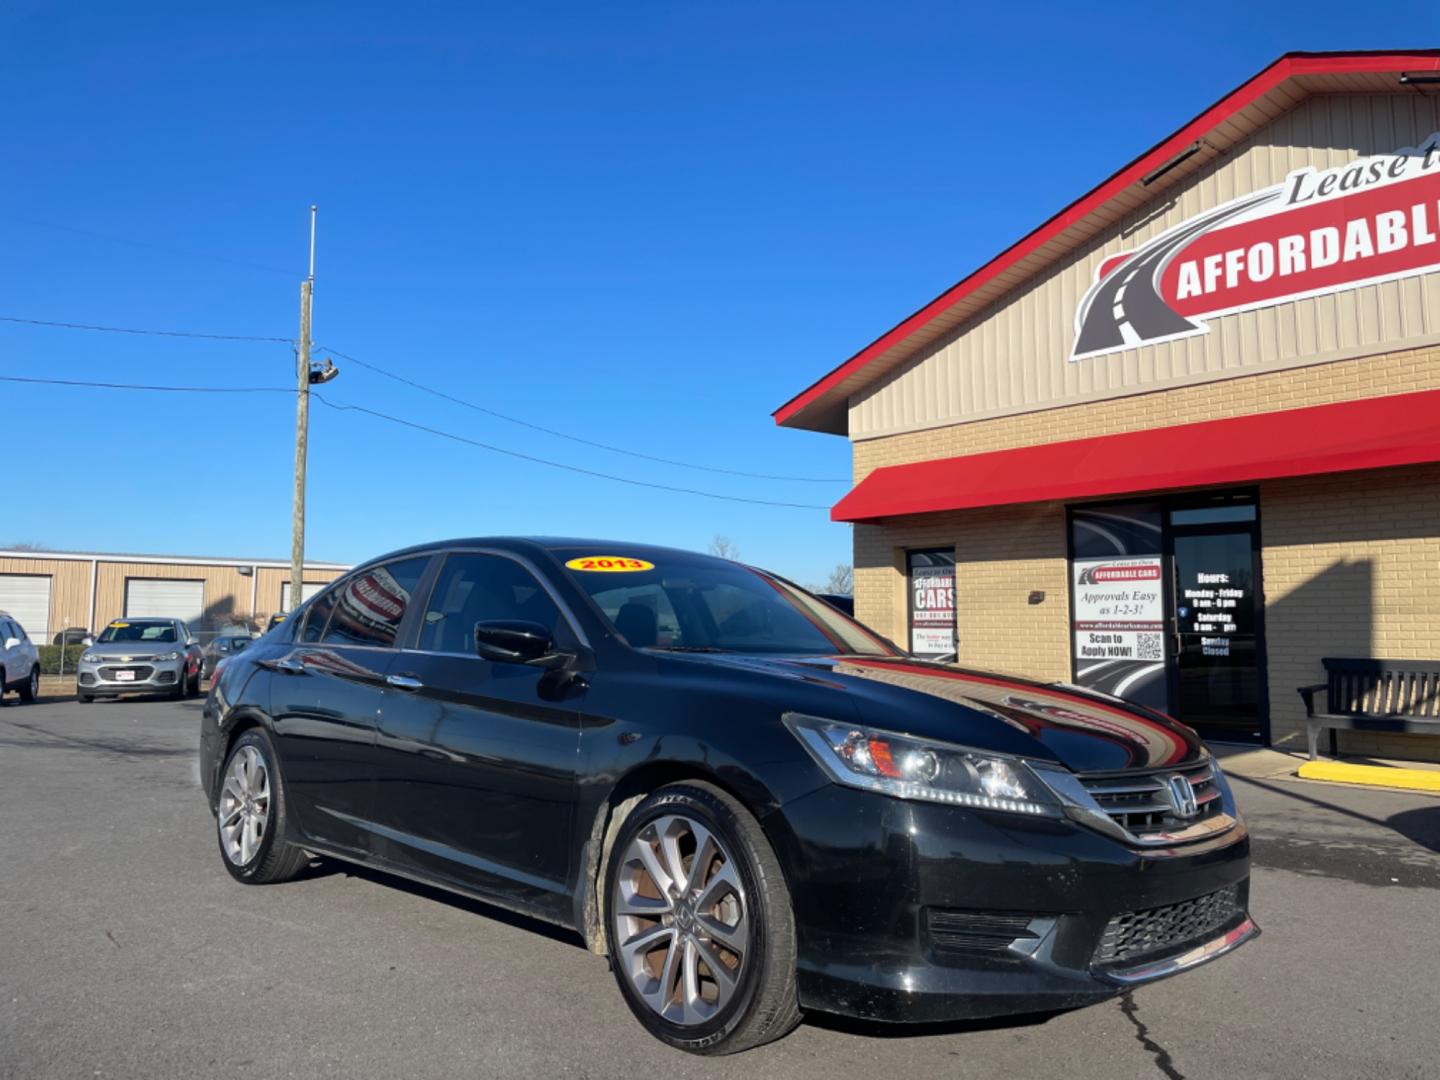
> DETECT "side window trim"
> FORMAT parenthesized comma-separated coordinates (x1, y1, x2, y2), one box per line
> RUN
(405, 547, 590, 658)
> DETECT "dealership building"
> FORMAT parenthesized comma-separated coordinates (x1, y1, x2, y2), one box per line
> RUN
(776, 51, 1440, 761)
(0, 549, 348, 643)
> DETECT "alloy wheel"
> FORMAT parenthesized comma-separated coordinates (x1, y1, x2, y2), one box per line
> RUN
(612, 813, 750, 1026)
(218, 746, 271, 866)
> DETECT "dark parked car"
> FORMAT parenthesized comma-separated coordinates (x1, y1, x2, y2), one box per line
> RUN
(201, 538, 1254, 1054)
(815, 593, 853, 616)
(201, 633, 254, 678)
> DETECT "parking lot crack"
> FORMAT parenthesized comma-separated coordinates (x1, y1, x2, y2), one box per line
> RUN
(1119, 990, 1185, 1080)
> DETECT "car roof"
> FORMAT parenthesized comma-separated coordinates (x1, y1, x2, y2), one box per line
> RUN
(354, 537, 742, 570)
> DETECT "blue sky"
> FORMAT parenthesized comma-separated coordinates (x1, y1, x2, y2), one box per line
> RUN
(2, 2, 1435, 583)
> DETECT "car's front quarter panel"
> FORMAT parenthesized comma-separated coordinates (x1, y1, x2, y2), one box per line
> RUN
(199, 650, 277, 809)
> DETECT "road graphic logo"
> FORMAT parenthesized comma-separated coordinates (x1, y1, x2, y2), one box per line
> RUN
(1072, 133, 1440, 360)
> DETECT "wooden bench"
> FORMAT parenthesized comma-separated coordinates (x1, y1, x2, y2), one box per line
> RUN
(1297, 658, 1440, 760)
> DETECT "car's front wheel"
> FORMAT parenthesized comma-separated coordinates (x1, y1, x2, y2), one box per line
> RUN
(603, 781, 800, 1055)
(18, 666, 38, 704)
(216, 728, 308, 884)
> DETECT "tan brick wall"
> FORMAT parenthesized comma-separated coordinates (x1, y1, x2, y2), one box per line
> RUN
(856, 502, 1071, 682)
(854, 344, 1440, 482)
(1260, 464, 1440, 762)
(850, 344, 1440, 762)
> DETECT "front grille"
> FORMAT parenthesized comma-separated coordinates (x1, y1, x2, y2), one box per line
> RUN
(1093, 885, 1243, 967)
(926, 908, 1042, 958)
(99, 665, 154, 682)
(1078, 759, 1223, 838)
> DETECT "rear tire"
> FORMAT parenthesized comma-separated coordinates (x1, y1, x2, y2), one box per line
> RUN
(216, 728, 308, 884)
(602, 781, 801, 1055)
(18, 666, 38, 704)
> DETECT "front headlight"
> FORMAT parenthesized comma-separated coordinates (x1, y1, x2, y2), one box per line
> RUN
(153, 651, 181, 662)
(784, 714, 1061, 816)
(80, 652, 101, 664)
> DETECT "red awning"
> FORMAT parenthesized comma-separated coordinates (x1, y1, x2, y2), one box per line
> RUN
(833, 388, 1440, 523)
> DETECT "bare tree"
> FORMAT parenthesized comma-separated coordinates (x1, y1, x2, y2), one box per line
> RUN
(2, 540, 47, 551)
(708, 535, 740, 560)
(822, 564, 853, 595)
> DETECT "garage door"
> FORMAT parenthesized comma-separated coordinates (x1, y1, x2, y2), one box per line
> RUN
(0, 574, 52, 640)
(280, 580, 327, 611)
(125, 579, 205, 627)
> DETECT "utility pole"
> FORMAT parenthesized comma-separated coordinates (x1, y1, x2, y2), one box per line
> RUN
(290, 206, 316, 611)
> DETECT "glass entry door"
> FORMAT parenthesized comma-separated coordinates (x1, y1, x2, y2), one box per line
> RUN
(1170, 525, 1263, 743)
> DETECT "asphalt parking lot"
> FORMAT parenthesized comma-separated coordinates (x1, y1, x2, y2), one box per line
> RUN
(2, 695, 1438, 1080)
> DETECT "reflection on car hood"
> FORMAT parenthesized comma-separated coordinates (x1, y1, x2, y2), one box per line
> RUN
(673, 652, 1204, 772)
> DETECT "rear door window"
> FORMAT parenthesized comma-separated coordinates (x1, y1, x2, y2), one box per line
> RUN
(319, 557, 430, 648)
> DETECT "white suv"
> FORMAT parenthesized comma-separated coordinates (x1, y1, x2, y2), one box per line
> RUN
(1, 612, 41, 705)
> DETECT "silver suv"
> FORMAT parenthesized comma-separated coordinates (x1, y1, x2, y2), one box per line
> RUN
(0, 612, 41, 704)
(77, 618, 202, 703)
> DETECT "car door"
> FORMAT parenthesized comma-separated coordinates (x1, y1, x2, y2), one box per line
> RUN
(371, 550, 585, 918)
(267, 555, 433, 855)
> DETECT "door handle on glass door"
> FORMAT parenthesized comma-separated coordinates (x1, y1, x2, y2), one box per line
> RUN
(386, 673, 424, 691)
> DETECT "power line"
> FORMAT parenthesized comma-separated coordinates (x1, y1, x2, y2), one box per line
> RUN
(0, 315, 293, 344)
(318, 345, 843, 485)
(0, 374, 291, 394)
(0, 373, 831, 510)
(311, 393, 829, 509)
(0, 308, 843, 485)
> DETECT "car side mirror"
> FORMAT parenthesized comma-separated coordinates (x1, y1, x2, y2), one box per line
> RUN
(474, 620, 569, 669)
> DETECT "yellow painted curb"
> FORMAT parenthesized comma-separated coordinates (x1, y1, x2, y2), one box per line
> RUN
(1297, 760, 1440, 793)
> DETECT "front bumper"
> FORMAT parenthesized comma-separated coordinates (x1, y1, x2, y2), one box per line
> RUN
(765, 784, 1255, 1023)
(77, 657, 186, 695)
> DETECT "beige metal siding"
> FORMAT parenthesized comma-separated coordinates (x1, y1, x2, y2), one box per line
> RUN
(0, 558, 90, 639)
(255, 566, 344, 621)
(850, 93, 1440, 439)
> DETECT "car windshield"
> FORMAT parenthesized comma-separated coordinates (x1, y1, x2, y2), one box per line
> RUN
(558, 550, 895, 657)
(97, 621, 177, 643)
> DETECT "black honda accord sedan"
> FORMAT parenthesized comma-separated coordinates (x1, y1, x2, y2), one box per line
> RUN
(200, 537, 1255, 1054)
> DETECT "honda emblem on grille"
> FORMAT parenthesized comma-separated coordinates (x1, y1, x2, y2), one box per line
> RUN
(1166, 775, 1199, 819)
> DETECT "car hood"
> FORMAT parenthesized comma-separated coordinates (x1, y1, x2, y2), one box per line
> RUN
(672, 652, 1204, 772)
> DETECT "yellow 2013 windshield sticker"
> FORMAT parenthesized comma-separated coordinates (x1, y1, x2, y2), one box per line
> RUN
(565, 556, 655, 573)
(110, 621, 130, 628)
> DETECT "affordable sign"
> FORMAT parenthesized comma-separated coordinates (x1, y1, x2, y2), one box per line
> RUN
(1073, 134, 1440, 360)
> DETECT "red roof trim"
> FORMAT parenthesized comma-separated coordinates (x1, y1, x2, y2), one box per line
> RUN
(831, 388, 1440, 523)
(774, 50, 1440, 430)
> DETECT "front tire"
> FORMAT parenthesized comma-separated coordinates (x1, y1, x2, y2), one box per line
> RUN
(603, 781, 800, 1055)
(216, 728, 308, 884)
(18, 666, 38, 704)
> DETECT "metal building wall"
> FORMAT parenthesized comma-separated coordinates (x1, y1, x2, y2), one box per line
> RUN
(849, 93, 1440, 439)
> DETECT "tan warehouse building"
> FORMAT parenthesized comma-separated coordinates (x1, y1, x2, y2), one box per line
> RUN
(776, 50, 1440, 761)
(0, 549, 348, 643)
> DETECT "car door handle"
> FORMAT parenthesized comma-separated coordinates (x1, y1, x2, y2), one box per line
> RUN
(273, 657, 306, 674)
(386, 673, 424, 691)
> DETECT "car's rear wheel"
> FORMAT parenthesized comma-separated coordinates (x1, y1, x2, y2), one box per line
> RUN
(18, 666, 38, 704)
(217, 728, 308, 884)
(603, 781, 800, 1054)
